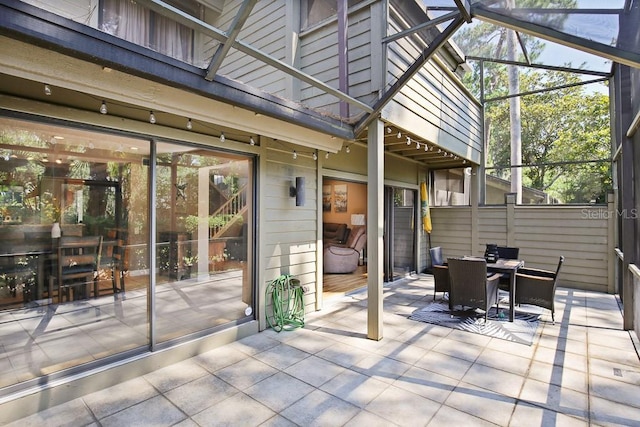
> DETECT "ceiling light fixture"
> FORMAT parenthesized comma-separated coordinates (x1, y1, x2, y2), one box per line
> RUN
(149, 111, 156, 124)
(292, 150, 297, 159)
(250, 136, 256, 146)
(44, 84, 52, 96)
(416, 141, 420, 150)
(186, 118, 193, 130)
(325, 152, 330, 159)
(312, 151, 318, 160)
(345, 146, 351, 153)
(220, 132, 225, 142)
(100, 101, 107, 115)
(406, 136, 411, 145)
(397, 132, 402, 139)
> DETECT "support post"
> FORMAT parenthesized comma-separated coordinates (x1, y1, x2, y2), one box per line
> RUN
(367, 118, 384, 341)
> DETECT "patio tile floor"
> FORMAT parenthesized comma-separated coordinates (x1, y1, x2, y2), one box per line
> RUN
(6, 274, 640, 426)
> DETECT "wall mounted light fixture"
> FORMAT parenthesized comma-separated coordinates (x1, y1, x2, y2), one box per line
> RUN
(289, 177, 305, 206)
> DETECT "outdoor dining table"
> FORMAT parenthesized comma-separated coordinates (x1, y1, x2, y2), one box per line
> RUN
(486, 258, 525, 322)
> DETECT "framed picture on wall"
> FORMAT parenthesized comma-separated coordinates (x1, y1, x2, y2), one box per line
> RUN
(334, 184, 347, 212)
(322, 185, 331, 212)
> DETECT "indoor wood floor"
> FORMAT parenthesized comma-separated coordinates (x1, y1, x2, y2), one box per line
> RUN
(322, 265, 367, 300)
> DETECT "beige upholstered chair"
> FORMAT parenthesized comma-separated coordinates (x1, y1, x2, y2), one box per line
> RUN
(447, 257, 501, 321)
(323, 226, 366, 274)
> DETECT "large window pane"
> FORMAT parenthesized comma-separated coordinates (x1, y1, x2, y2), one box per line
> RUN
(0, 117, 150, 389)
(154, 142, 253, 343)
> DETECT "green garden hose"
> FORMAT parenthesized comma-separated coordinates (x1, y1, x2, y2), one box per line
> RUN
(265, 274, 305, 332)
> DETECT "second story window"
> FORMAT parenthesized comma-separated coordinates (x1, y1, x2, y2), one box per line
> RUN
(100, 0, 200, 63)
(302, 0, 362, 29)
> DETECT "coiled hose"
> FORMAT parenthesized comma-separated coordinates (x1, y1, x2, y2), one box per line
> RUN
(265, 274, 305, 332)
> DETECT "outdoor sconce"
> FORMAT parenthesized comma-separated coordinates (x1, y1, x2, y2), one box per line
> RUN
(290, 177, 305, 206)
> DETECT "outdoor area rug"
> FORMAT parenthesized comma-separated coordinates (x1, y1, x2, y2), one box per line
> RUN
(408, 301, 542, 345)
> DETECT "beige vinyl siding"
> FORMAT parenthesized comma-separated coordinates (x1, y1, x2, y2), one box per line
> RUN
(384, 16, 482, 161)
(431, 205, 611, 293)
(21, 0, 98, 26)
(214, 1, 288, 97)
(263, 144, 318, 315)
(299, 6, 374, 117)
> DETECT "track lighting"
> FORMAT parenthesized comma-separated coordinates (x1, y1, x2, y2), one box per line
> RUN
(44, 84, 52, 96)
(149, 111, 156, 124)
(220, 132, 225, 142)
(100, 101, 107, 115)
(186, 118, 193, 130)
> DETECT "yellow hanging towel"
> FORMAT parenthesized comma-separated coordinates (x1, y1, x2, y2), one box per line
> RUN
(420, 181, 432, 234)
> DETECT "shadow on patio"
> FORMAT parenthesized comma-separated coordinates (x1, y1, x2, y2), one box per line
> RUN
(7, 274, 640, 426)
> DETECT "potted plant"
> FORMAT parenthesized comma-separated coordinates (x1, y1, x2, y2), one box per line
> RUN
(182, 255, 198, 279)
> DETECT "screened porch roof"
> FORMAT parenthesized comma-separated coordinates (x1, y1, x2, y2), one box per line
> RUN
(2, 0, 638, 169)
(132, 1, 638, 166)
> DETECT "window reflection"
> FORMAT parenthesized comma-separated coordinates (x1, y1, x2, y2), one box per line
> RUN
(154, 143, 253, 343)
(0, 117, 255, 390)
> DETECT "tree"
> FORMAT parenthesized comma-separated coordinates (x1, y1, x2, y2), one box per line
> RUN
(452, 0, 611, 203)
(485, 70, 611, 203)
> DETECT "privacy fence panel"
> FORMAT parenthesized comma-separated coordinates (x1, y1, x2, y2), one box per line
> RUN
(432, 200, 614, 293)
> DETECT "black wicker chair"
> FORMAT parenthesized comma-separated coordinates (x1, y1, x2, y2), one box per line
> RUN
(496, 246, 520, 291)
(515, 256, 564, 323)
(430, 247, 449, 300)
(432, 264, 450, 300)
(447, 257, 501, 321)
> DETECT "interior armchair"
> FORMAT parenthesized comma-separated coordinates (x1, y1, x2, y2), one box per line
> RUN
(323, 225, 366, 274)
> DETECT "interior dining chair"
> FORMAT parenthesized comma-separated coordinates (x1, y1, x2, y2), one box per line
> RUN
(447, 257, 501, 321)
(49, 235, 102, 303)
(98, 238, 125, 296)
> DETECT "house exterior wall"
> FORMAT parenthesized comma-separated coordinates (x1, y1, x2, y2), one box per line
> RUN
(216, 0, 288, 97)
(299, 2, 378, 117)
(383, 5, 482, 163)
(263, 140, 319, 319)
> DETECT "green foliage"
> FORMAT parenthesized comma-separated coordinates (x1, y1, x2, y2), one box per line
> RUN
(485, 71, 611, 203)
(454, 1, 610, 204)
(184, 213, 243, 234)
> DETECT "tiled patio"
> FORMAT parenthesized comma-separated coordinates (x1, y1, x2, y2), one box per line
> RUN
(7, 274, 640, 426)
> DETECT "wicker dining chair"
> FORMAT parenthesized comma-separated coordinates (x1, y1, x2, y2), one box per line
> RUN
(495, 246, 520, 291)
(430, 246, 449, 300)
(447, 257, 501, 321)
(515, 256, 564, 323)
